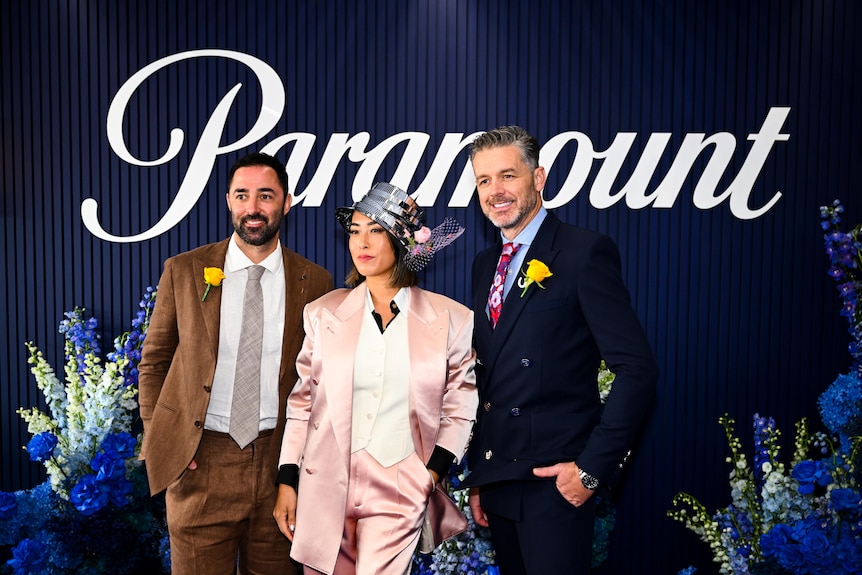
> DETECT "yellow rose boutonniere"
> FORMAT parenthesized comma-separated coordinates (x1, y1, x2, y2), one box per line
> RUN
(202, 267, 225, 301)
(518, 259, 553, 297)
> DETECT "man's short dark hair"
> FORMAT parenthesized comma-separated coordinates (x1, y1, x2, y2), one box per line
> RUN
(469, 125, 540, 172)
(227, 152, 289, 197)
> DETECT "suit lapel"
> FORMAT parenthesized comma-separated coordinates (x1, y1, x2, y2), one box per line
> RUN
(278, 248, 312, 384)
(322, 286, 366, 458)
(406, 287, 449, 461)
(483, 215, 562, 374)
(192, 239, 230, 363)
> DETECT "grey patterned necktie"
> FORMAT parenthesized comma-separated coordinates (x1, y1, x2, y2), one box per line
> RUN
(229, 265, 265, 449)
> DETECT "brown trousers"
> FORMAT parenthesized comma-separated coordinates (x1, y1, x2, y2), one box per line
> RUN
(166, 429, 295, 575)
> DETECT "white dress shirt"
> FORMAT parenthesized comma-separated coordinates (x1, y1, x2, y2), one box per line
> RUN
(205, 235, 286, 433)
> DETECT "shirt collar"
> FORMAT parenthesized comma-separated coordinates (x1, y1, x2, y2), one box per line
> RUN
(501, 206, 548, 248)
(365, 286, 410, 333)
(363, 285, 410, 312)
(225, 235, 284, 275)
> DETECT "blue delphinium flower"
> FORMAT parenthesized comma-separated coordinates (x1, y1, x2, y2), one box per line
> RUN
(753, 414, 778, 483)
(7, 538, 48, 575)
(59, 308, 101, 378)
(26, 431, 58, 462)
(821, 201, 862, 369)
(108, 286, 157, 387)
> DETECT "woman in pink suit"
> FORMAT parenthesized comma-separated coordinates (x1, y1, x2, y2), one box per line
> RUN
(273, 182, 478, 575)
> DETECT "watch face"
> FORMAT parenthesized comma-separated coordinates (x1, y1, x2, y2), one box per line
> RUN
(579, 470, 599, 489)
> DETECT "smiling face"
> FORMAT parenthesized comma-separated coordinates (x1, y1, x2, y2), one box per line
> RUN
(226, 165, 291, 257)
(348, 211, 398, 283)
(472, 145, 546, 240)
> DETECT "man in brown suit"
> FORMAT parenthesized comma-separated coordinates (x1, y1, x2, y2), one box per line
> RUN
(138, 152, 333, 575)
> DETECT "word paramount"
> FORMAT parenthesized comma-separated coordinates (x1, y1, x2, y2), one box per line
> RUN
(84, 49, 789, 242)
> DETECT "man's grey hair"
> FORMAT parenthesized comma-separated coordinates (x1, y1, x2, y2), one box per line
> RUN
(469, 125, 540, 172)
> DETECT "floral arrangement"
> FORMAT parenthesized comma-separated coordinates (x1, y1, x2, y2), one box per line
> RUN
(411, 363, 619, 575)
(668, 201, 862, 575)
(0, 288, 169, 575)
(518, 259, 553, 297)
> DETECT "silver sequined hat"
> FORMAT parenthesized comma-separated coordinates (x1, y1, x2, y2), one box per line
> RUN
(335, 182, 465, 271)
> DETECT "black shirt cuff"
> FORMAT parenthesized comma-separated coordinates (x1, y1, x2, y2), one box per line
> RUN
(427, 446, 456, 481)
(276, 464, 299, 489)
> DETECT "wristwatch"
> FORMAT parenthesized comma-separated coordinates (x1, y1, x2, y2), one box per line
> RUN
(578, 467, 600, 490)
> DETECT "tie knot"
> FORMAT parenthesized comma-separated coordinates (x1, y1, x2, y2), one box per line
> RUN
(502, 242, 520, 258)
(247, 265, 265, 282)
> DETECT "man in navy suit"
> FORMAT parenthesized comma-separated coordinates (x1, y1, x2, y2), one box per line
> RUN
(465, 126, 658, 574)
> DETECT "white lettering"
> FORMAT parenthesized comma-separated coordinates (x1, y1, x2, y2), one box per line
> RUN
(83, 49, 285, 242)
(84, 49, 791, 242)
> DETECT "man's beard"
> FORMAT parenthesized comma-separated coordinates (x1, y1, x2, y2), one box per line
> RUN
(233, 213, 282, 246)
(485, 192, 540, 232)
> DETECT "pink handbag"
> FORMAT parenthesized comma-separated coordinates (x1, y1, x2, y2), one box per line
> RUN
(417, 484, 469, 554)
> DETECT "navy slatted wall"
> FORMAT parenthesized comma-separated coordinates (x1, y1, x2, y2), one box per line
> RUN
(3, 1, 861, 572)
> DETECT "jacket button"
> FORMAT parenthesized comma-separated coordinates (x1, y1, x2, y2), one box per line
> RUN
(194, 420, 202, 429)
(484, 450, 493, 460)
(521, 358, 531, 367)
(510, 407, 520, 416)
(202, 385, 211, 393)
(483, 401, 492, 412)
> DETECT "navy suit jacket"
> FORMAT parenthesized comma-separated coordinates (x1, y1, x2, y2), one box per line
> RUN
(465, 212, 658, 492)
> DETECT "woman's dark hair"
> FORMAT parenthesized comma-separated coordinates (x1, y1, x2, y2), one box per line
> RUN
(344, 222, 419, 288)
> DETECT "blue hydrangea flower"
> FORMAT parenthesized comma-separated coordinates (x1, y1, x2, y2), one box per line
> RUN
(0, 491, 17, 520)
(818, 372, 862, 443)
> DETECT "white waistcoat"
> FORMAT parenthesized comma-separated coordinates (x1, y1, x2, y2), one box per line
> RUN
(350, 291, 413, 467)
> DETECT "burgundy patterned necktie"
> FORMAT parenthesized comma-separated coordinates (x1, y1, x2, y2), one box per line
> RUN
(488, 242, 520, 329)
